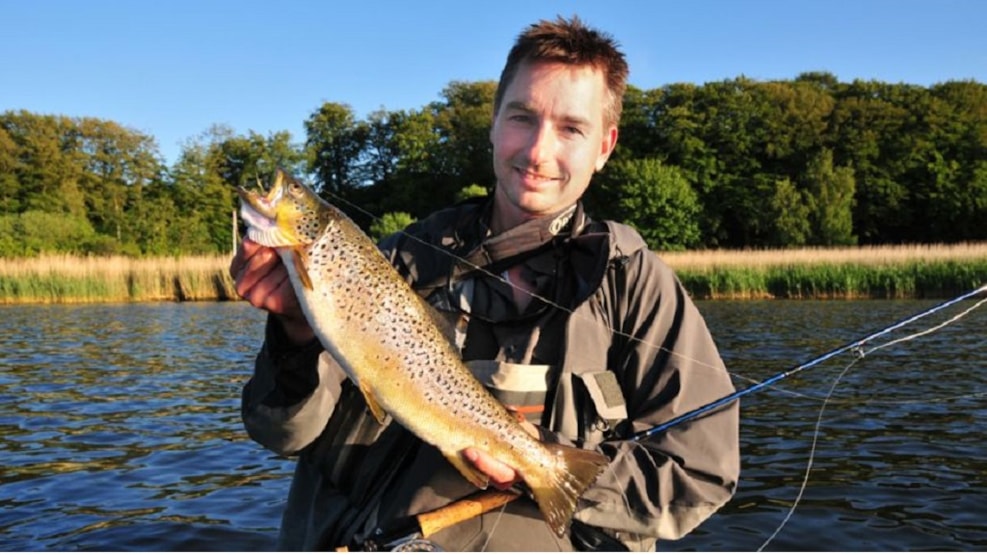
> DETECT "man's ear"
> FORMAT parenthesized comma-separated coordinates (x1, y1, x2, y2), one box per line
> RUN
(596, 125, 619, 172)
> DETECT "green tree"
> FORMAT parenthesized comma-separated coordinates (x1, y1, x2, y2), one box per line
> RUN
(593, 158, 701, 250)
(169, 132, 238, 254)
(968, 161, 987, 240)
(0, 124, 21, 214)
(769, 177, 812, 246)
(455, 184, 488, 202)
(76, 117, 163, 249)
(830, 81, 919, 243)
(423, 81, 496, 214)
(0, 210, 101, 256)
(305, 102, 368, 195)
(369, 211, 416, 242)
(359, 108, 443, 221)
(1, 111, 87, 217)
(804, 149, 856, 246)
(167, 125, 304, 254)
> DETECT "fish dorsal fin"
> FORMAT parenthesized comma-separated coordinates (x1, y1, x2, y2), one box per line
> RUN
(359, 382, 388, 424)
(291, 247, 314, 290)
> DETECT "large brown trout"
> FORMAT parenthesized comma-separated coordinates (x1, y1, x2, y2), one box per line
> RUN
(238, 168, 608, 537)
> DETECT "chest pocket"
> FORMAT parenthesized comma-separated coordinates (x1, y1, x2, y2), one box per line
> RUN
(466, 360, 551, 424)
(574, 369, 628, 432)
(549, 253, 635, 445)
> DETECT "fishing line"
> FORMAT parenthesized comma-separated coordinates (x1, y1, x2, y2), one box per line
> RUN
(757, 354, 860, 551)
(774, 293, 987, 407)
(630, 284, 987, 442)
(341, 191, 987, 413)
(324, 190, 741, 384)
(478, 502, 509, 552)
(322, 189, 987, 548)
(860, 293, 987, 357)
(757, 295, 987, 551)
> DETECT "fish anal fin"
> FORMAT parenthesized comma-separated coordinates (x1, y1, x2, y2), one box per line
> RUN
(442, 449, 490, 490)
(291, 247, 313, 290)
(359, 383, 388, 424)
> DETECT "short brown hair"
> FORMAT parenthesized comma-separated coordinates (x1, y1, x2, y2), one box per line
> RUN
(493, 16, 629, 127)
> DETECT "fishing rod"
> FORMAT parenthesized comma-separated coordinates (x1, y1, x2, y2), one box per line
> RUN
(332, 287, 987, 551)
(336, 489, 521, 551)
(631, 283, 987, 442)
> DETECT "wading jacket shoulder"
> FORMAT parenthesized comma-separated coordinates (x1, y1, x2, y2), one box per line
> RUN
(240, 199, 740, 551)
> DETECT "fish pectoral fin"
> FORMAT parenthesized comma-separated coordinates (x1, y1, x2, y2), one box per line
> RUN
(359, 383, 388, 424)
(291, 247, 314, 290)
(442, 449, 490, 490)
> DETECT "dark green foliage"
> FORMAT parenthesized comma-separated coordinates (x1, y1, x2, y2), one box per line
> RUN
(369, 212, 416, 242)
(1, 74, 986, 257)
(591, 158, 701, 250)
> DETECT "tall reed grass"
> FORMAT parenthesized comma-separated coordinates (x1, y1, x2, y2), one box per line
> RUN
(0, 254, 237, 304)
(1, 243, 985, 304)
(660, 243, 987, 299)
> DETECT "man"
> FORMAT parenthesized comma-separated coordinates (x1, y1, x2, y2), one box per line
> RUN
(230, 16, 739, 551)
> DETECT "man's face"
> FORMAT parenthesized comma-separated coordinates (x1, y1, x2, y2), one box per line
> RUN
(489, 61, 618, 231)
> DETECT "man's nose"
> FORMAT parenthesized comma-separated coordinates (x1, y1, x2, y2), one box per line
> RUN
(524, 122, 558, 164)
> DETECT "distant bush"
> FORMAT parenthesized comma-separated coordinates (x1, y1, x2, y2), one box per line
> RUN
(0, 211, 118, 256)
(455, 184, 489, 203)
(369, 212, 416, 242)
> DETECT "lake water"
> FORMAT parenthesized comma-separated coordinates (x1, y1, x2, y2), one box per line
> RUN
(1, 299, 985, 551)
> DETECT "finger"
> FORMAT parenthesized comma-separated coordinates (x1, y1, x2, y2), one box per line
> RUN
(234, 247, 283, 299)
(263, 271, 298, 315)
(229, 241, 249, 278)
(463, 448, 518, 489)
(241, 264, 289, 311)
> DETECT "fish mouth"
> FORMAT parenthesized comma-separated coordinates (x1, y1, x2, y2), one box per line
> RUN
(237, 185, 279, 220)
(237, 178, 292, 246)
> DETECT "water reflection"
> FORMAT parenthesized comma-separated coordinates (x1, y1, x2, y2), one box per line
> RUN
(671, 299, 987, 551)
(0, 299, 985, 550)
(0, 303, 291, 551)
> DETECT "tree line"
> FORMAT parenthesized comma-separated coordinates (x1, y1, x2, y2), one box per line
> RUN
(1, 72, 985, 257)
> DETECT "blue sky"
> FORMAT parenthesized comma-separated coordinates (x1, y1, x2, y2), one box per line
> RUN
(3, 0, 985, 167)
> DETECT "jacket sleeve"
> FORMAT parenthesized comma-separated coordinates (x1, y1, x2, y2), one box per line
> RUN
(568, 249, 740, 544)
(241, 314, 349, 456)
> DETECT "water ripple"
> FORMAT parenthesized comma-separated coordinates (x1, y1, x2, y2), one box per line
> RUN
(1, 299, 985, 550)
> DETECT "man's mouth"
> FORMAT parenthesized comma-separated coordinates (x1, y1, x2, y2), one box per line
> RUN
(514, 166, 560, 184)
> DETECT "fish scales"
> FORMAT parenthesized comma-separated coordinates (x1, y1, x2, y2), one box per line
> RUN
(294, 192, 541, 454)
(238, 168, 609, 537)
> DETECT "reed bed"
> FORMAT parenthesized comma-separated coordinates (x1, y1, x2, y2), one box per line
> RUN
(0, 254, 237, 304)
(659, 242, 987, 271)
(660, 242, 987, 300)
(1, 243, 986, 304)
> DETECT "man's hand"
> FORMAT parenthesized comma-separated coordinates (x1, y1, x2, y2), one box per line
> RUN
(230, 239, 314, 345)
(462, 420, 539, 490)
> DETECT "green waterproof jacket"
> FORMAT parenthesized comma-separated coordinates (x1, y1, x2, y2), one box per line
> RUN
(240, 199, 740, 551)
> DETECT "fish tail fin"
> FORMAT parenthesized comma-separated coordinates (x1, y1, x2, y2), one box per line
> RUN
(526, 444, 608, 538)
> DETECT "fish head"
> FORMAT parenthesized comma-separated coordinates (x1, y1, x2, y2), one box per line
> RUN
(237, 168, 329, 248)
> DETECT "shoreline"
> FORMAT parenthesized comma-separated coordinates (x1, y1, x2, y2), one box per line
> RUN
(2, 246, 986, 304)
